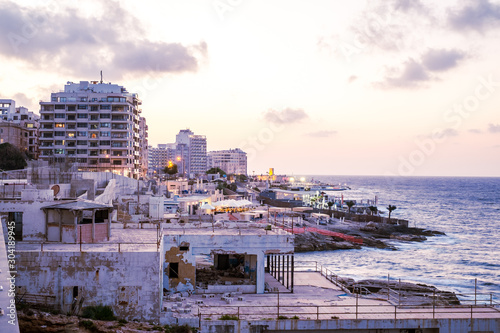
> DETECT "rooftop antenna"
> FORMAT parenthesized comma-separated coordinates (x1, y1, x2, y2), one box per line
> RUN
(100, 70, 103, 84)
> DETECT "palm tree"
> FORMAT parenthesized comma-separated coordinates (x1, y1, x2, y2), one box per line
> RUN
(327, 201, 334, 217)
(368, 206, 378, 216)
(345, 201, 355, 213)
(387, 205, 397, 219)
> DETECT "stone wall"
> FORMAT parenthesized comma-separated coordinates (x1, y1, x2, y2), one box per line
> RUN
(15, 250, 161, 321)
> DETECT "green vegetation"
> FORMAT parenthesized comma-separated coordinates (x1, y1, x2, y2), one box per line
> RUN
(81, 304, 116, 321)
(345, 201, 355, 213)
(277, 315, 289, 319)
(0, 142, 27, 171)
(253, 187, 261, 192)
(164, 163, 178, 177)
(291, 315, 299, 319)
(219, 314, 239, 320)
(387, 205, 397, 219)
(206, 167, 226, 175)
(264, 224, 272, 231)
(79, 320, 98, 331)
(368, 206, 378, 215)
(327, 201, 334, 216)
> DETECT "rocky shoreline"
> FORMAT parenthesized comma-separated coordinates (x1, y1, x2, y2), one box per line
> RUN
(294, 219, 445, 252)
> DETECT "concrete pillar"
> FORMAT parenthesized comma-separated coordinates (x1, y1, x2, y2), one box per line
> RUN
(107, 208, 111, 241)
(91, 209, 95, 243)
(43, 209, 48, 241)
(57, 209, 62, 242)
(256, 251, 265, 294)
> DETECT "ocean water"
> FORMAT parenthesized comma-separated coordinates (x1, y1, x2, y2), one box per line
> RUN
(294, 176, 500, 299)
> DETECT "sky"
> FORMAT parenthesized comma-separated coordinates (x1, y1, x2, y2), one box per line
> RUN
(1, 0, 500, 177)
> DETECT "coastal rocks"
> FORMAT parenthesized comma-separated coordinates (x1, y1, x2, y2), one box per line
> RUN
(343, 279, 460, 306)
(294, 232, 361, 252)
(390, 234, 427, 242)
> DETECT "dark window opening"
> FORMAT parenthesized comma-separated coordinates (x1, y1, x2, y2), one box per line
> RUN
(180, 245, 189, 251)
(169, 263, 179, 278)
(73, 286, 78, 298)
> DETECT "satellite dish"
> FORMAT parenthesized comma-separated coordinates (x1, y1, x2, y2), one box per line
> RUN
(51, 184, 60, 196)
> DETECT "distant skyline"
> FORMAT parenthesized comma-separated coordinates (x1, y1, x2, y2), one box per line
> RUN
(1, 0, 500, 177)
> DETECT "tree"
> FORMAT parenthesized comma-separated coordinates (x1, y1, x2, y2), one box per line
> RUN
(387, 205, 397, 219)
(368, 206, 378, 216)
(345, 201, 355, 213)
(206, 167, 226, 176)
(0, 143, 27, 171)
(327, 201, 334, 217)
(164, 163, 178, 178)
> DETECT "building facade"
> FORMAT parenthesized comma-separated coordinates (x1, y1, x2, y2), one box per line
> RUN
(38, 81, 147, 179)
(0, 99, 39, 158)
(149, 129, 207, 179)
(207, 148, 247, 175)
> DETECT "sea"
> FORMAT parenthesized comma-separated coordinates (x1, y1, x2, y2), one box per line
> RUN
(294, 175, 500, 301)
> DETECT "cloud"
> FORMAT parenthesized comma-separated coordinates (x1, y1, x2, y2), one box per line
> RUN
(421, 49, 466, 72)
(468, 129, 482, 134)
(441, 128, 459, 137)
(378, 48, 466, 88)
(306, 130, 337, 138)
(263, 108, 308, 125)
(348, 75, 358, 83)
(0, 1, 206, 80)
(392, 0, 428, 14)
(379, 59, 429, 88)
(12, 92, 36, 110)
(448, 0, 500, 32)
(488, 123, 500, 133)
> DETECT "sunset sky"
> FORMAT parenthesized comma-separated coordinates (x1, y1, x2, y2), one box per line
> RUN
(1, 0, 500, 177)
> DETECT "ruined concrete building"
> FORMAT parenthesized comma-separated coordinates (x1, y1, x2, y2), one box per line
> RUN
(0, 170, 294, 322)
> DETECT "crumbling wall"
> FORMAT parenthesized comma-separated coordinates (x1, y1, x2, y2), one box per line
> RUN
(15, 251, 161, 321)
(163, 244, 195, 293)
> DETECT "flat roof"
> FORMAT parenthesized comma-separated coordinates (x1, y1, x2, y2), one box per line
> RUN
(42, 200, 113, 210)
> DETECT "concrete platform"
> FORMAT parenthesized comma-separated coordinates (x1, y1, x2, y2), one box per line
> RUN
(165, 272, 500, 322)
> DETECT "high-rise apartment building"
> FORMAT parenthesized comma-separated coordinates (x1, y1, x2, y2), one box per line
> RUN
(0, 99, 39, 158)
(38, 81, 147, 178)
(207, 148, 247, 175)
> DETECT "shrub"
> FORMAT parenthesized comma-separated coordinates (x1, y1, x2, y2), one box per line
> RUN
(218, 314, 239, 320)
(164, 324, 194, 333)
(277, 315, 288, 319)
(264, 225, 272, 231)
(81, 304, 116, 321)
(79, 320, 97, 331)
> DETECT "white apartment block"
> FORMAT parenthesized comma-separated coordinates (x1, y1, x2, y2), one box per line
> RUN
(0, 99, 39, 158)
(38, 81, 147, 179)
(148, 143, 176, 177)
(207, 148, 247, 175)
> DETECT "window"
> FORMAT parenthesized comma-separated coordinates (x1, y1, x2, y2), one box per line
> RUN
(77, 131, 87, 137)
(100, 104, 111, 110)
(67, 132, 75, 138)
(89, 150, 98, 156)
(168, 263, 179, 278)
(77, 113, 88, 119)
(100, 123, 110, 128)
(99, 149, 110, 154)
(55, 140, 64, 145)
(77, 149, 87, 154)
(51, 97, 58, 102)
(89, 142, 98, 147)
(99, 158, 110, 163)
(90, 115, 99, 120)
(77, 104, 87, 109)
(90, 124, 98, 129)
(55, 113, 65, 118)
(67, 105, 76, 111)
(60, 97, 67, 102)
(90, 106, 99, 111)
(55, 149, 65, 154)
(77, 140, 87, 145)
(54, 131, 65, 137)
(77, 158, 87, 163)
(77, 123, 88, 128)
(100, 131, 110, 137)
(99, 140, 110, 146)
(42, 133, 53, 138)
(112, 160, 122, 165)
(67, 141, 76, 147)
(100, 113, 110, 119)
(80, 97, 87, 102)
(55, 104, 65, 109)
(67, 115, 76, 120)
(55, 123, 65, 128)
